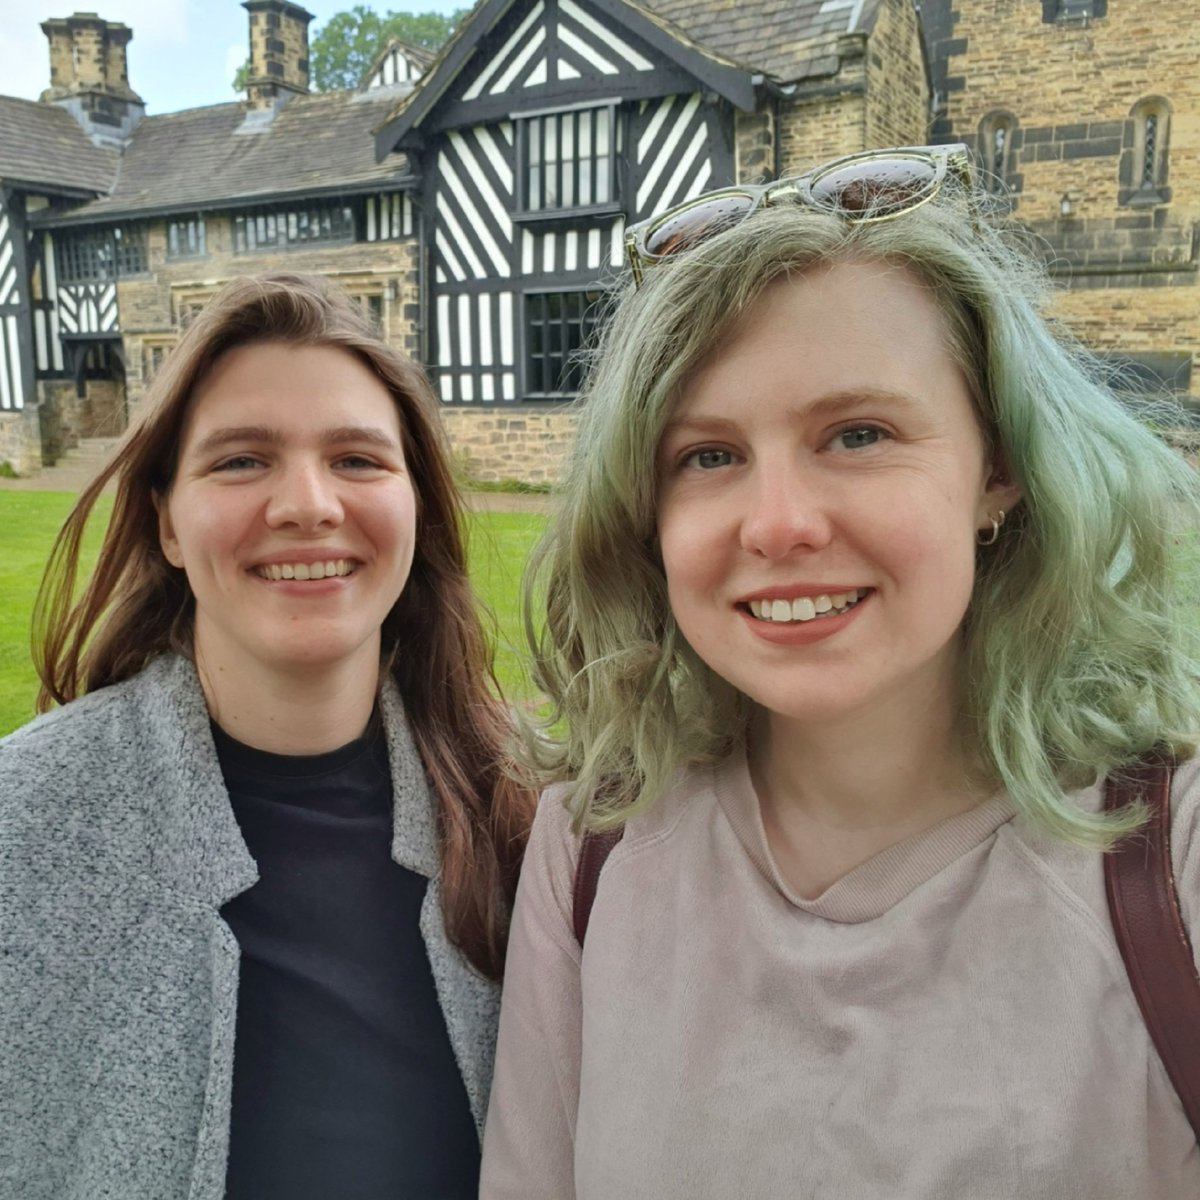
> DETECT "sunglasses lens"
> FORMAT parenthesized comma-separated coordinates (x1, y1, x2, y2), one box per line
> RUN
(809, 157, 940, 217)
(643, 193, 756, 259)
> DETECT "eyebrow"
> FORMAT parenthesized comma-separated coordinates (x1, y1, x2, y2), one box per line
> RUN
(662, 387, 924, 437)
(190, 424, 402, 455)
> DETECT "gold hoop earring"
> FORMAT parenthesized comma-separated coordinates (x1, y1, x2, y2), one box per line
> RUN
(977, 509, 1005, 546)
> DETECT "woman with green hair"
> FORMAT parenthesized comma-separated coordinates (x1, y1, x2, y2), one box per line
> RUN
(479, 146, 1200, 1198)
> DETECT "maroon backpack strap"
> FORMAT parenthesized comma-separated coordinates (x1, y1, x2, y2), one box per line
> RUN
(1104, 751, 1200, 1139)
(572, 826, 625, 947)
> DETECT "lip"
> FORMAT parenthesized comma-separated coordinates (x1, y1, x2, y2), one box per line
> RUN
(738, 589, 871, 645)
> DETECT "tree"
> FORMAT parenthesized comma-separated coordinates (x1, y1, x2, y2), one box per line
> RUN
(309, 6, 470, 91)
(233, 60, 250, 93)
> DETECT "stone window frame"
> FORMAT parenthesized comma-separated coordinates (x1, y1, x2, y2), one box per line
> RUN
(140, 335, 177, 386)
(173, 286, 220, 330)
(521, 286, 606, 399)
(166, 215, 207, 261)
(1041, 0, 1107, 20)
(514, 102, 622, 219)
(347, 289, 386, 334)
(1120, 97, 1172, 208)
(976, 111, 1022, 199)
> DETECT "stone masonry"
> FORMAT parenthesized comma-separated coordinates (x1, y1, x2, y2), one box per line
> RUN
(925, 0, 1199, 397)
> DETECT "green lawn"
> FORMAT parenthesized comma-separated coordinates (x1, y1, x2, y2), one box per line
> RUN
(0, 491, 545, 737)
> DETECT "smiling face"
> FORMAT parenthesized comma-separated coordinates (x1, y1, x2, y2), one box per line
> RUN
(158, 340, 417, 691)
(655, 258, 1020, 733)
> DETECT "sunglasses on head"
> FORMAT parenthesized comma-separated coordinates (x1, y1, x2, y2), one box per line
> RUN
(623, 144, 974, 288)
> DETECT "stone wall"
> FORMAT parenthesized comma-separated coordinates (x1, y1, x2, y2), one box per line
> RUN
(864, 0, 929, 150)
(926, 0, 1199, 396)
(0, 407, 44, 476)
(439, 405, 580, 485)
(75, 378, 126, 438)
(117, 216, 420, 412)
(777, 55, 867, 176)
(735, 109, 776, 185)
(36, 380, 80, 464)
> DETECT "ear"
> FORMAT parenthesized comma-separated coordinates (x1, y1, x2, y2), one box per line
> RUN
(976, 459, 1023, 536)
(153, 490, 185, 569)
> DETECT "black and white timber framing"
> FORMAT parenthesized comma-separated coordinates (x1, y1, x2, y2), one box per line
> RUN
(377, 0, 754, 404)
(0, 190, 30, 411)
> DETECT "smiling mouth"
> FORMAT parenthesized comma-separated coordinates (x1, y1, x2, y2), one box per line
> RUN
(254, 559, 359, 581)
(743, 589, 868, 624)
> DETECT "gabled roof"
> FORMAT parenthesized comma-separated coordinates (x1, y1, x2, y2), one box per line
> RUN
(0, 95, 118, 196)
(363, 34, 437, 84)
(31, 89, 415, 227)
(651, 0, 885, 84)
(374, 0, 760, 156)
(375, 0, 885, 157)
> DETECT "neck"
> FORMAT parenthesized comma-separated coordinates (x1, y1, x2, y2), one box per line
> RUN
(748, 684, 991, 899)
(194, 650, 381, 755)
(750, 681, 985, 836)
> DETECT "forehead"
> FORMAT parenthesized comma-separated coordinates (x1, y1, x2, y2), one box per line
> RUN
(672, 259, 964, 420)
(182, 341, 402, 437)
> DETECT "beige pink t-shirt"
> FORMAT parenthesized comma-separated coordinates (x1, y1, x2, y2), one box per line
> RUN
(480, 754, 1200, 1199)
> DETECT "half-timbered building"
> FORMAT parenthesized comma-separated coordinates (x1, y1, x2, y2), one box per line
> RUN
(0, 0, 928, 480)
(2, 0, 1194, 483)
(372, 0, 928, 474)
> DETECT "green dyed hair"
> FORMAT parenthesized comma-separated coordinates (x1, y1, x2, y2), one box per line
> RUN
(523, 191, 1200, 847)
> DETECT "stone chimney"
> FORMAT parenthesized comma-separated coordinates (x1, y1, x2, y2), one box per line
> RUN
(40, 12, 144, 148)
(243, 0, 314, 110)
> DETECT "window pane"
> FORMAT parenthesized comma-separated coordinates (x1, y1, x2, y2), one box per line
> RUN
(525, 290, 605, 396)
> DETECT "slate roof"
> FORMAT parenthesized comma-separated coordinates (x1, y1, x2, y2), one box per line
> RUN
(375, 0, 890, 150)
(32, 88, 414, 227)
(0, 95, 118, 194)
(644, 0, 885, 83)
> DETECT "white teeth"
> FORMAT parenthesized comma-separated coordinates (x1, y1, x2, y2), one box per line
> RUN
(749, 590, 863, 623)
(792, 597, 817, 621)
(258, 559, 355, 581)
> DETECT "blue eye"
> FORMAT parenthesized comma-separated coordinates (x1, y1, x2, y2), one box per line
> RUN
(834, 427, 885, 451)
(685, 448, 734, 470)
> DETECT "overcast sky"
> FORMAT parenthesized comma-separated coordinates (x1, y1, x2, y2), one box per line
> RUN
(1, 0, 465, 115)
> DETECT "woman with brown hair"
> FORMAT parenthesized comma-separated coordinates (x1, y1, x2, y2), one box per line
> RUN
(1, 273, 532, 1200)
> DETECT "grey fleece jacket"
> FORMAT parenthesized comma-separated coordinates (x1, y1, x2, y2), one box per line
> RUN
(0, 653, 501, 1200)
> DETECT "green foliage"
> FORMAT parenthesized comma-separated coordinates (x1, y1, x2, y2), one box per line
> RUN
(0, 492, 544, 736)
(232, 59, 250, 92)
(310, 5, 471, 91)
(0, 462, 19, 479)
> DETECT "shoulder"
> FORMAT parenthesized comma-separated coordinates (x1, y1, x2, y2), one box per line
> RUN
(0, 655, 209, 837)
(520, 763, 715, 927)
(4, 670, 151, 767)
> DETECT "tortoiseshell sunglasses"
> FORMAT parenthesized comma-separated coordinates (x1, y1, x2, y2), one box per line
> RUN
(623, 143, 974, 288)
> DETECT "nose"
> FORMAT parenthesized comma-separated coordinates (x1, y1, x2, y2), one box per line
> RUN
(738, 455, 833, 559)
(264, 461, 344, 531)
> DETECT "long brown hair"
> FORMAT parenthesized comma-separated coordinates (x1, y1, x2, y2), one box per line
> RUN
(35, 272, 533, 979)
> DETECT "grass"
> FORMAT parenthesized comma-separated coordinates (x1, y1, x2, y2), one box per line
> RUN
(0, 491, 546, 737)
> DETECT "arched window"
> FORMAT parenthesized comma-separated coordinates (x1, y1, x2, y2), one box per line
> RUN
(977, 112, 1020, 198)
(1122, 98, 1172, 206)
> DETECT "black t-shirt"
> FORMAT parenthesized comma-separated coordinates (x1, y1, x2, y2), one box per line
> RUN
(215, 715, 480, 1200)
